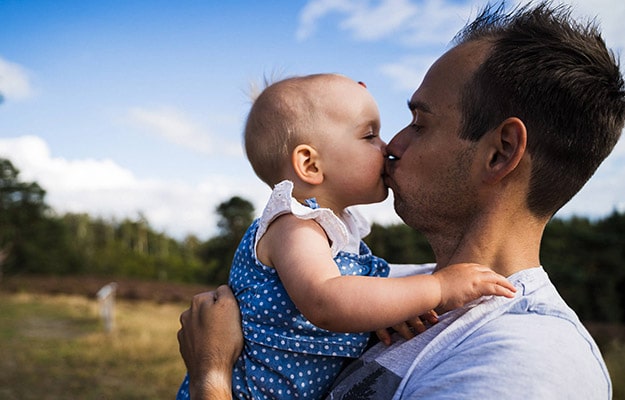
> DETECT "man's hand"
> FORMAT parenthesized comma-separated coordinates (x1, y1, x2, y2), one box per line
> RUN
(178, 285, 243, 400)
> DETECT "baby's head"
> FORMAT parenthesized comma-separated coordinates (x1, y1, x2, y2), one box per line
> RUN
(244, 73, 379, 188)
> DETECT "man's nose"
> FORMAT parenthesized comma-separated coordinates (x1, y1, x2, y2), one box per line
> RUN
(385, 139, 399, 160)
(385, 128, 408, 160)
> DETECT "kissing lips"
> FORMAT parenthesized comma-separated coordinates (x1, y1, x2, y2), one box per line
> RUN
(383, 158, 397, 189)
(383, 172, 395, 192)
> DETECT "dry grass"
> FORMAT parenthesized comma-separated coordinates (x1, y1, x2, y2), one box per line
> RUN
(0, 292, 188, 399)
(1, 289, 623, 399)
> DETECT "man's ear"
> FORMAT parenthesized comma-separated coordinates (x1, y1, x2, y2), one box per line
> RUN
(483, 117, 527, 184)
(292, 144, 323, 185)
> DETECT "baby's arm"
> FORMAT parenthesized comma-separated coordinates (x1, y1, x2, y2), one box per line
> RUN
(261, 215, 515, 333)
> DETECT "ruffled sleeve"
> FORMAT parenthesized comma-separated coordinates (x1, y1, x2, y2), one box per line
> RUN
(255, 180, 352, 257)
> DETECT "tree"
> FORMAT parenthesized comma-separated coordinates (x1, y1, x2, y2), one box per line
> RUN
(0, 158, 45, 272)
(197, 196, 255, 284)
(0, 158, 79, 275)
(216, 196, 255, 238)
(365, 223, 434, 264)
(541, 212, 625, 323)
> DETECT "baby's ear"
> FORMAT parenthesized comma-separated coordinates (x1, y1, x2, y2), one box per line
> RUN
(482, 117, 527, 184)
(292, 144, 323, 185)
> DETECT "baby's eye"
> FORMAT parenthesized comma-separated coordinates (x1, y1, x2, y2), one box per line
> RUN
(363, 131, 377, 139)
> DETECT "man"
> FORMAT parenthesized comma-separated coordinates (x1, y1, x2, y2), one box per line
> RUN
(178, 2, 625, 399)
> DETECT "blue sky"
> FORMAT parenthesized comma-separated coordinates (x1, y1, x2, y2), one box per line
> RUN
(1, 0, 624, 240)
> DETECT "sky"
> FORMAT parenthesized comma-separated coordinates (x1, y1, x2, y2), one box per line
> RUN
(1, 0, 624, 240)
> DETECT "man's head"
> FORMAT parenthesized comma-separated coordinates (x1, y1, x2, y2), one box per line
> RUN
(386, 1, 624, 244)
(454, 2, 625, 218)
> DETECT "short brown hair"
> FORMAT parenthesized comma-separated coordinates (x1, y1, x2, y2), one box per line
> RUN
(455, 2, 625, 217)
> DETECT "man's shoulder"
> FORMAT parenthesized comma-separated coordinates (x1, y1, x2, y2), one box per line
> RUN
(461, 276, 607, 373)
(471, 310, 595, 354)
(399, 296, 611, 399)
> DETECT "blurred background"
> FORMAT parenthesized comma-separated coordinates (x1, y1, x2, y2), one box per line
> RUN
(1, 0, 624, 398)
(1, 0, 624, 239)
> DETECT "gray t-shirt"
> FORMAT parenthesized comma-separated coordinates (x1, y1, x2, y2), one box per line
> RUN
(327, 266, 611, 399)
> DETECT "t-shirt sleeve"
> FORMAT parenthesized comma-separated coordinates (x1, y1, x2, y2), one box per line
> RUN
(387, 263, 435, 278)
(400, 313, 611, 399)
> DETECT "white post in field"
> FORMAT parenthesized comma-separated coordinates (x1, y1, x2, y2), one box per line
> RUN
(96, 282, 118, 333)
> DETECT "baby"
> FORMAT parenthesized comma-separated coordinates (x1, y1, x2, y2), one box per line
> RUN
(176, 73, 516, 399)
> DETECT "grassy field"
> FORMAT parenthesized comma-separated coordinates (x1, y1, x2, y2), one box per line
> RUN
(608, 340, 625, 399)
(0, 291, 188, 399)
(1, 290, 624, 399)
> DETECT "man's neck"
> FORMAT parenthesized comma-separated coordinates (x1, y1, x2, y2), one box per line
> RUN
(430, 211, 546, 277)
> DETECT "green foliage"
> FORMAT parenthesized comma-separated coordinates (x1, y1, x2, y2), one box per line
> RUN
(2, 153, 625, 323)
(365, 223, 434, 264)
(60, 213, 207, 283)
(216, 196, 255, 238)
(0, 159, 79, 276)
(0, 158, 255, 286)
(197, 196, 255, 285)
(541, 211, 625, 323)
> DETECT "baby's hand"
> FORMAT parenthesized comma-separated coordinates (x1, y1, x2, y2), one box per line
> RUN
(375, 310, 439, 346)
(434, 263, 516, 312)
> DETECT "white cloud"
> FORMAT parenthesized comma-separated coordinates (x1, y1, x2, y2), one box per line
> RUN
(339, 0, 419, 40)
(0, 135, 401, 239)
(394, 0, 472, 47)
(297, 0, 470, 45)
(563, 0, 625, 51)
(0, 56, 34, 101)
(128, 106, 212, 154)
(0, 135, 266, 240)
(0, 135, 134, 190)
(127, 106, 241, 157)
(296, 0, 472, 92)
(378, 54, 438, 91)
(297, 0, 357, 40)
(299, 0, 625, 92)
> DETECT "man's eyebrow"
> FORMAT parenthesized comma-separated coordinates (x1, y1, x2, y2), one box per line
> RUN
(406, 99, 433, 114)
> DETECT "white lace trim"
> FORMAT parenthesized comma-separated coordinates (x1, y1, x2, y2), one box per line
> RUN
(255, 180, 371, 257)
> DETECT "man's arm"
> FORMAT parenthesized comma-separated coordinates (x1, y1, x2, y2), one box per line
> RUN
(177, 285, 243, 400)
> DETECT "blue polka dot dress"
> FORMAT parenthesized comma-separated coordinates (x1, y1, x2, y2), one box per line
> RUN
(176, 181, 389, 399)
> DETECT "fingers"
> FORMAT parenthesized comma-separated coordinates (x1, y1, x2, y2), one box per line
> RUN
(437, 263, 520, 312)
(482, 271, 517, 298)
(177, 285, 244, 380)
(215, 284, 236, 300)
(179, 308, 190, 327)
(496, 276, 517, 294)
(178, 286, 225, 353)
(491, 281, 517, 298)
(183, 285, 236, 328)
(393, 322, 416, 340)
(419, 310, 439, 326)
(377, 312, 439, 346)
(375, 329, 392, 346)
